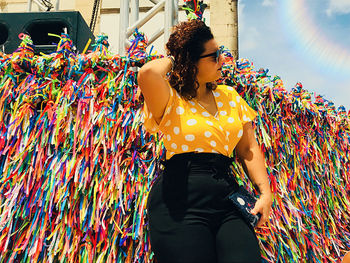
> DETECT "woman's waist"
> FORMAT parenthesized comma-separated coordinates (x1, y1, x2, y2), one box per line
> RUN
(164, 152, 233, 171)
(161, 152, 238, 188)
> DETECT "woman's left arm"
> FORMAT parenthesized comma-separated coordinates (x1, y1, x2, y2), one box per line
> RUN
(235, 122, 272, 228)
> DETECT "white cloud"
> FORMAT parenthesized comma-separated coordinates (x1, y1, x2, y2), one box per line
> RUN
(326, 0, 350, 16)
(262, 0, 275, 7)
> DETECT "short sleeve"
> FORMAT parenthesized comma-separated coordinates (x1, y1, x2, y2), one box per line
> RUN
(231, 88, 257, 125)
(143, 87, 175, 133)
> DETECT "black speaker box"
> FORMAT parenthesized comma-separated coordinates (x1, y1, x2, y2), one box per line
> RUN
(0, 11, 95, 54)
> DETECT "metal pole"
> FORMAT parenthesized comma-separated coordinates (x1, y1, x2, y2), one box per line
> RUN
(172, 0, 178, 26)
(126, 0, 165, 37)
(131, 0, 139, 24)
(56, 0, 60, 10)
(29, 0, 46, 11)
(27, 0, 32, 11)
(164, 0, 172, 42)
(119, 0, 129, 54)
(149, 27, 164, 45)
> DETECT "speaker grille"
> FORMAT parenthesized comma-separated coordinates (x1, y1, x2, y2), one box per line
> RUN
(25, 20, 70, 46)
(0, 23, 9, 46)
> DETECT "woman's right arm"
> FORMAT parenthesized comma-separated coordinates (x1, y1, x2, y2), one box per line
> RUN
(137, 58, 173, 124)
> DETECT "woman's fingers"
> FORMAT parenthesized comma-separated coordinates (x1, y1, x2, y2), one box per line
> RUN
(251, 195, 272, 227)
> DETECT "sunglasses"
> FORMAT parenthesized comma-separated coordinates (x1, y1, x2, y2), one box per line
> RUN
(199, 46, 223, 63)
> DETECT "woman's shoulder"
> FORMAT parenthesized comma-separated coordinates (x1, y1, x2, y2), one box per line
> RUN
(215, 85, 241, 102)
(215, 84, 238, 95)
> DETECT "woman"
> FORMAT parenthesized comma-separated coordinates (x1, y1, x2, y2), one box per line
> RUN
(138, 20, 272, 263)
(343, 252, 350, 263)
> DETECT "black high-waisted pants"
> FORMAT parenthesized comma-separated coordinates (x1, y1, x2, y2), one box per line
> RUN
(147, 152, 261, 263)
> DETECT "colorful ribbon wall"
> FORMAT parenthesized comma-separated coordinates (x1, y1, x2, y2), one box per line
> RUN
(219, 49, 350, 262)
(0, 32, 165, 262)
(0, 31, 349, 262)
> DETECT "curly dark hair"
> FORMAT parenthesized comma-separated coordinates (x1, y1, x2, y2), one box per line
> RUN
(166, 20, 216, 100)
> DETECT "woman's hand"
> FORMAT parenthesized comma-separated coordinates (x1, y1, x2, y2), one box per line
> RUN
(251, 192, 272, 228)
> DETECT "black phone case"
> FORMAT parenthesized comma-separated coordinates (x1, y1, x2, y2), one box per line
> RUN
(227, 186, 261, 228)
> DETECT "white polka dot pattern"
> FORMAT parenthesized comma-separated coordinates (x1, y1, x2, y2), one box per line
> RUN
(176, 106, 184, 115)
(202, 112, 210, 117)
(143, 84, 257, 160)
(243, 115, 251, 122)
(229, 101, 236, 107)
(165, 106, 172, 114)
(187, 119, 197, 126)
(204, 131, 212, 137)
(185, 134, 195, 141)
(165, 120, 171, 127)
(227, 117, 234, 123)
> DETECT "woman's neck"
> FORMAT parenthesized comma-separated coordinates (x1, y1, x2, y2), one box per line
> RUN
(196, 82, 210, 101)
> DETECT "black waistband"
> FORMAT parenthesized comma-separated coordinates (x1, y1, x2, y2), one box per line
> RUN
(165, 152, 234, 166)
(162, 152, 238, 187)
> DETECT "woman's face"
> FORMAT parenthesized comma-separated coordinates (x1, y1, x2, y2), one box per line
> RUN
(196, 39, 224, 84)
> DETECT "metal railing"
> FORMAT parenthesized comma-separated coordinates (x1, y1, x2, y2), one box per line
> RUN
(27, 0, 60, 11)
(119, 0, 178, 54)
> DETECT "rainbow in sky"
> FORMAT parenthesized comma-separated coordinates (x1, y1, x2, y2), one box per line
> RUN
(281, 0, 350, 78)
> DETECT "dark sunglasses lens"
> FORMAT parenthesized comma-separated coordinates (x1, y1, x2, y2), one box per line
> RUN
(216, 50, 220, 63)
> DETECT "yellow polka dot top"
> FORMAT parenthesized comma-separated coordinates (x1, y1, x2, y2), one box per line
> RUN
(143, 84, 257, 160)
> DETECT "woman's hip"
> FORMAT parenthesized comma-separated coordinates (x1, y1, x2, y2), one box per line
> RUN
(147, 152, 239, 215)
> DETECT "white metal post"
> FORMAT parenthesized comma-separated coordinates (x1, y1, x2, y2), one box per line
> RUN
(164, 0, 172, 42)
(27, 0, 32, 11)
(149, 27, 164, 45)
(126, 1, 165, 38)
(131, 0, 139, 24)
(119, 0, 178, 53)
(56, 0, 60, 10)
(119, 0, 130, 54)
(173, 0, 178, 26)
(148, 0, 159, 4)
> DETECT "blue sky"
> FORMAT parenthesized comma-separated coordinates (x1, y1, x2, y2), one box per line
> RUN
(238, 0, 350, 110)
